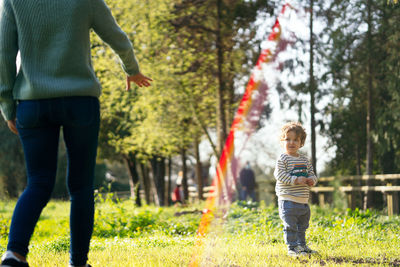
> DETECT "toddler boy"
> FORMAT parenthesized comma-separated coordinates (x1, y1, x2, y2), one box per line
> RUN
(274, 122, 318, 256)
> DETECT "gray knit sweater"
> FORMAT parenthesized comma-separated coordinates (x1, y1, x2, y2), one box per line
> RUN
(0, 0, 140, 121)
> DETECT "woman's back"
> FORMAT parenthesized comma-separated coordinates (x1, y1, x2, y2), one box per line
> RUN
(1, 0, 137, 104)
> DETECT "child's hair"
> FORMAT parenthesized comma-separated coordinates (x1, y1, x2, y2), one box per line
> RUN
(280, 122, 307, 146)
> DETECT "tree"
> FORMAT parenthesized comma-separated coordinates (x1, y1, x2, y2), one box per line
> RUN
(321, 1, 371, 177)
(364, 0, 375, 209)
(373, 2, 400, 174)
(92, 0, 174, 205)
(321, 0, 400, 209)
(0, 122, 25, 197)
(93, 0, 209, 205)
(170, 0, 276, 156)
(309, 0, 317, 176)
(91, 0, 278, 206)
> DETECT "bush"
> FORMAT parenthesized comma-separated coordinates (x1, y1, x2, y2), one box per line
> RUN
(41, 236, 70, 253)
(93, 194, 157, 238)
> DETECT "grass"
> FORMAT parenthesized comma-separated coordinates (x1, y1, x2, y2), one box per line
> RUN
(0, 195, 399, 266)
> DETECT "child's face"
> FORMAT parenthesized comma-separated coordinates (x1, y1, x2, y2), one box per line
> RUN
(282, 131, 302, 156)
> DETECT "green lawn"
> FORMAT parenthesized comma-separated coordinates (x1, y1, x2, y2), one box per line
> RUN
(0, 195, 399, 266)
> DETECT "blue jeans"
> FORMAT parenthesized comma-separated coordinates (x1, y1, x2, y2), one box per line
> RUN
(278, 200, 310, 249)
(8, 96, 100, 266)
(240, 189, 256, 202)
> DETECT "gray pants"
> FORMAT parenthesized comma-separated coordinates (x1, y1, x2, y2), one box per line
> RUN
(278, 200, 310, 249)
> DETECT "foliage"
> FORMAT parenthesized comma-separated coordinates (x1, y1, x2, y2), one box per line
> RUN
(320, 0, 400, 175)
(92, 192, 199, 238)
(93, 0, 278, 162)
(40, 236, 70, 253)
(0, 199, 399, 266)
(0, 215, 10, 239)
(90, 0, 280, 205)
(0, 122, 25, 198)
(94, 0, 198, 160)
(94, 193, 157, 238)
(170, 0, 277, 153)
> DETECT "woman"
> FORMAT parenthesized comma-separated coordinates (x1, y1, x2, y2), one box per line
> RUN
(0, 0, 152, 266)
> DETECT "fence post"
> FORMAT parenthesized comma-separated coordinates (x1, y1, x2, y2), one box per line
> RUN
(386, 182, 399, 216)
(346, 193, 354, 210)
(387, 192, 394, 216)
(346, 179, 356, 210)
(318, 193, 325, 207)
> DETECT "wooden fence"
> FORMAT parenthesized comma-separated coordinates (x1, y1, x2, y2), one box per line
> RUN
(188, 186, 216, 202)
(188, 174, 400, 216)
(99, 174, 400, 216)
(312, 174, 400, 216)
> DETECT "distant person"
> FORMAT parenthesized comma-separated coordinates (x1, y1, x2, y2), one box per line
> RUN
(239, 162, 257, 202)
(0, 0, 152, 266)
(274, 122, 318, 257)
(172, 184, 183, 205)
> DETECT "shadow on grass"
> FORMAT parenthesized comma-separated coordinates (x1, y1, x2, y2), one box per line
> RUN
(298, 255, 400, 266)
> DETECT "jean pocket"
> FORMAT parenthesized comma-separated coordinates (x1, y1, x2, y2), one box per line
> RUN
(283, 200, 297, 210)
(64, 97, 99, 127)
(16, 101, 40, 128)
(279, 200, 293, 215)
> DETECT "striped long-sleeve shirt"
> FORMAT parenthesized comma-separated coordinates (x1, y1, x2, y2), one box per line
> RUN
(273, 153, 318, 204)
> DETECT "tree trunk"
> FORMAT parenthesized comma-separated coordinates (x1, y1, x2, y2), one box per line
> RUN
(150, 156, 165, 206)
(147, 160, 160, 206)
(309, 0, 317, 177)
(124, 153, 141, 206)
(308, 0, 319, 205)
(216, 0, 227, 156)
(194, 136, 204, 200)
(364, 0, 374, 209)
(354, 143, 362, 208)
(355, 143, 362, 176)
(226, 71, 235, 132)
(166, 156, 172, 206)
(139, 161, 151, 205)
(181, 148, 189, 201)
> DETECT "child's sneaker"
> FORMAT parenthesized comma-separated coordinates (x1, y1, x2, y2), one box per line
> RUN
(0, 251, 29, 267)
(287, 246, 307, 257)
(300, 244, 317, 254)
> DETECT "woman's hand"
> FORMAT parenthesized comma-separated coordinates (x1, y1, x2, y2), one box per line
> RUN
(7, 120, 18, 135)
(126, 72, 153, 91)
